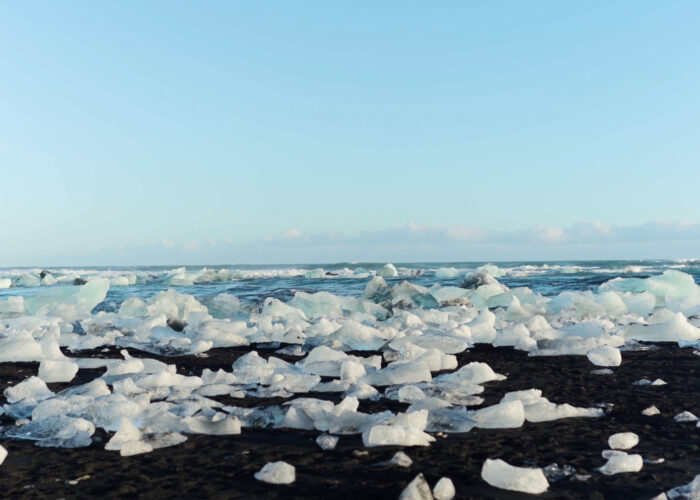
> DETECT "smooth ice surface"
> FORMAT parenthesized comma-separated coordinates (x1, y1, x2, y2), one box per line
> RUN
(38, 359, 79, 383)
(0, 445, 7, 465)
(24, 278, 110, 317)
(673, 411, 698, 422)
(254, 461, 296, 484)
(481, 458, 549, 494)
(608, 432, 639, 450)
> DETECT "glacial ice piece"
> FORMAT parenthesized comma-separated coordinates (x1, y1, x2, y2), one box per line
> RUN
(16, 274, 41, 287)
(38, 359, 79, 383)
(362, 410, 435, 447)
(105, 418, 153, 456)
(0, 278, 11, 288)
(433, 477, 456, 500)
(0, 296, 24, 315)
(587, 345, 622, 367)
(435, 267, 460, 279)
(6, 416, 95, 448)
(316, 434, 339, 450)
(364, 276, 392, 303)
(436, 361, 505, 385)
(24, 278, 110, 316)
(666, 474, 700, 500)
(391, 282, 439, 309)
(0, 444, 6, 465)
(481, 458, 549, 494)
(182, 413, 242, 435)
(624, 312, 700, 343)
(399, 473, 433, 500)
(363, 361, 432, 386)
(254, 461, 296, 484)
(378, 263, 399, 278)
(673, 411, 698, 422)
(470, 400, 525, 429)
(0, 338, 43, 362)
(597, 451, 643, 475)
(500, 389, 603, 422)
(608, 432, 639, 450)
(642, 405, 661, 416)
(390, 451, 413, 467)
(204, 293, 246, 318)
(4, 376, 53, 404)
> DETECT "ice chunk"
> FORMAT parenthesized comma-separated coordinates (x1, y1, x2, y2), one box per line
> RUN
(363, 410, 435, 447)
(667, 474, 700, 500)
(0, 444, 6, 465)
(433, 477, 455, 500)
(390, 451, 414, 467)
(4, 376, 53, 404)
(391, 282, 439, 309)
(673, 411, 698, 422)
(364, 361, 431, 386)
(182, 413, 242, 435)
(399, 473, 433, 500)
(608, 432, 639, 450)
(587, 345, 622, 367)
(254, 461, 295, 484)
(38, 359, 79, 383)
(642, 405, 660, 416)
(436, 361, 505, 385)
(24, 278, 110, 315)
(481, 458, 549, 494)
(105, 418, 153, 456)
(624, 312, 700, 343)
(375, 263, 399, 278)
(597, 451, 643, 475)
(0, 278, 11, 289)
(500, 389, 603, 422)
(470, 400, 525, 429)
(0, 338, 43, 362)
(0, 296, 24, 315)
(7, 416, 94, 448)
(435, 267, 460, 279)
(316, 434, 339, 450)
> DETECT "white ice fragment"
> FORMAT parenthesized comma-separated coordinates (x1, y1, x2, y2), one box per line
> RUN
(642, 406, 661, 416)
(24, 278, 110, 316)
(673, 411, 698, 423)
(182, 413, 242, 435)
(432, 477, 455, 500)
(254, 461, 295, 484)
(105, 418, 152, 456)
(390, 451, 413, 467)
(666, 474, 700, 500)
(399, 473, 433, 500)
(586, 345, 622, 367)
(362, 410, 435, 447)
(378, 263, 399, 278)
(4, 376, 53, 404)
(0, 278, 11, 289)
(471, 400, 525, 429)
(316, 434, 339, 450)
(364, 361, 432, 387)
(597, 452, 643, 475)
(0, 338, 43, 363)
(38, 359, 79, 383)
(608, 432, 639, 450)
(481, 458, 549, 494)
(436, 361, 505, 385)
(0, 444, 6, 465)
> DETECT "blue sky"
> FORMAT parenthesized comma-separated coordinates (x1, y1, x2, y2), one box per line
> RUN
(1, 2, 699, 265)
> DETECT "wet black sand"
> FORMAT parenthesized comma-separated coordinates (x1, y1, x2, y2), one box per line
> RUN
(0, 343, 698, 499)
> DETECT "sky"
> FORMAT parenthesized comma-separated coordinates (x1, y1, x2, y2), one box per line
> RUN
(1, 1, 699, 265)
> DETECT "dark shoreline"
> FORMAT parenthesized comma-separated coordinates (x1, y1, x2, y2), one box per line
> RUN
(1, 343, 698, 499)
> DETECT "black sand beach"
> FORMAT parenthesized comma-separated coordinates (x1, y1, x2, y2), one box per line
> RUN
(1, 343, 698, 499)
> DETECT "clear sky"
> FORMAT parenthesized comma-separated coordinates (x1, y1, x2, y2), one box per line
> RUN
(1, 1, 699, 265)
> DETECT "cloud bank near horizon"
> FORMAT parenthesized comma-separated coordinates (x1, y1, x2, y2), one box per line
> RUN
(13, 220, 699, 267)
